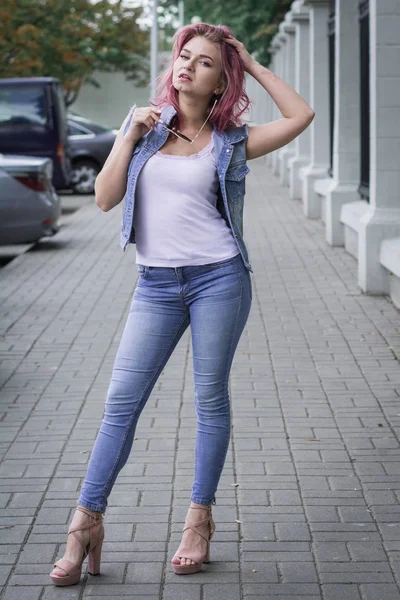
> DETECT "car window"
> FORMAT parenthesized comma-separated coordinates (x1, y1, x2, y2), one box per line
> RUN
(68, 114, 110, 134)
(0, 85, 48, 128)
(53, 82, 68, 139)
(67, 121, 91, 136)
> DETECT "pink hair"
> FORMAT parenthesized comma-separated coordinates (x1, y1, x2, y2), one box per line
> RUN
(153, 23, 251, 132)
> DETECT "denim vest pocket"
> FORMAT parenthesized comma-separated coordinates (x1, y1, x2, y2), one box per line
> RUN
(225, 163, 250, 200)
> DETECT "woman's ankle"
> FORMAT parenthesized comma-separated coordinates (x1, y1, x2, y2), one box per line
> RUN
(76, 505, 102, 517)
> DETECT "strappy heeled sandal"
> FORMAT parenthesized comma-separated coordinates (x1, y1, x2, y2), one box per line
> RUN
(50, 506, 104, 586)
(171, 504, 216, 575)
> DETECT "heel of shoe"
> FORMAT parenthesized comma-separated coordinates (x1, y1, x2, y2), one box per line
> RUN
(87, 540, 103, 576)
(203, 546, 211, 564)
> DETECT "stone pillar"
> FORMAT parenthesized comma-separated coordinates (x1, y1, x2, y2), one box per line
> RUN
(288, 1, 311, 200)
(271, 35, 286, 175)
(315, 0, 360, 246)
(301, 0, 330, 218)
(266, 40, 280, 168)
(358, 0, 400, 293)
(322, 0, 361, 246)
(265, 52, 276, 126)
(278, 15, 296, 186)
(246, 73, 264, 125)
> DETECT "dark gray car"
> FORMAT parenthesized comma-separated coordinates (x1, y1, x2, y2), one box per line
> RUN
(0, 154, 60, 244)
(68, 114, 117, 194)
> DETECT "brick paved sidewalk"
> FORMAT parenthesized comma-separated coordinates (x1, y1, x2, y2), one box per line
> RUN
(1, 160, 400, 600)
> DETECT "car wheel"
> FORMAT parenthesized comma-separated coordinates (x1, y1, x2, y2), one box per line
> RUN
(71, 160, 100, 194)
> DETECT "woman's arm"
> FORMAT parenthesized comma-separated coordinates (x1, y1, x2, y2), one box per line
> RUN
(225, 36, 315, 161)
(95, 106, 161, 212)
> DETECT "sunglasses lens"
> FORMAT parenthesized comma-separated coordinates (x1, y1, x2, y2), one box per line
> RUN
(176, 132, 193, 143)
(159, 122, 192, 143)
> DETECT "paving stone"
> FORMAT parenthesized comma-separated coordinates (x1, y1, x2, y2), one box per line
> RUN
(162, 584, 201, 600)
(347, 542, 388, 561)
(359, 584, 400, 600)
(243, 583, 320, 596)
(280, 561, 319, 583)
(241, 562, 279, 583)
(275, 522, 311, 541)
(3, 587, 43, 600)
(83, 584, 159, 597)
(19, 543, 57, 564)
(314, 542, 351, 561)
(125, 561, 164, 583)
(322, 583, 362, 600)
(242, 522, 275, 541)
(134, 522, 169, 541)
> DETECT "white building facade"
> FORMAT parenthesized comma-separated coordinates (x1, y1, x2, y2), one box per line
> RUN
(247, 0, 400, 305)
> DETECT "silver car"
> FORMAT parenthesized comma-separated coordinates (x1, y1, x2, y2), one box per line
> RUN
(0, 154, 60, 244)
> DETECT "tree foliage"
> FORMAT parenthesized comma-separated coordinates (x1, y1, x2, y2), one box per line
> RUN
(0, 0, 149, 105)
(166, 0, 292, 67)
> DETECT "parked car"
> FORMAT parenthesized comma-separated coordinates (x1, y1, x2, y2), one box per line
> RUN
(0, 154, 61, 244)
(67, 114, 117, 194)
(0, 77, 72, 190)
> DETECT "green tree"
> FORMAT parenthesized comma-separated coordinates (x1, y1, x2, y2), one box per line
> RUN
(162, 0, 292, 67)
(0, 0, 149, 105)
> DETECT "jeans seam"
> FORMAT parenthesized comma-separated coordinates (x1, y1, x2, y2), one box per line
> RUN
(216, 257, 243, 488)
(97, 312, 190, 511)
(191, 259, 244, 505)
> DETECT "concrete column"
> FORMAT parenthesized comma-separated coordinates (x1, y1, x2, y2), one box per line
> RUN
(246, 74, 260, 124)
(358, 0, 400, 293)
(268, 51, 279, 124)
(278, 15, 296, 186)
(322, 0, 361, 246)
(256, 77, 266, 125)
(271, 35, 286, 175)
(265, 54, 275, 126)
(266, 40, 281, 168)
(288, 1, 311, 200)
(301, 0, 330, 218)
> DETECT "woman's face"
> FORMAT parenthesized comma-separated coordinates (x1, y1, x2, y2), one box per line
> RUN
(172, 36, 224, 99)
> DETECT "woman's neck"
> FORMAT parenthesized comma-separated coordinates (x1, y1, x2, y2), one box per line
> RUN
(177, 95, 211, 130)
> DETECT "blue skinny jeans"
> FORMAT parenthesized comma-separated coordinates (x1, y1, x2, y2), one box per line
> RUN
(78, 253, 252, 512)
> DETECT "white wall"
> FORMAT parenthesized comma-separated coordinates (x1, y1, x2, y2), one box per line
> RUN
(72, 72, 150, 129)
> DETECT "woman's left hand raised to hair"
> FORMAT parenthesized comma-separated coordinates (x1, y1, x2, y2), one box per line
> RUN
(224, 35, 255, 72)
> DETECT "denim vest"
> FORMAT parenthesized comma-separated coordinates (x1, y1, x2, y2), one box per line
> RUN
(120, 103, 253, 272)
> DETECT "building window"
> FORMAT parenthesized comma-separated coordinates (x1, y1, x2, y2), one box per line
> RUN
(359, 0, 370, 200)
(328, 0, 336, 177)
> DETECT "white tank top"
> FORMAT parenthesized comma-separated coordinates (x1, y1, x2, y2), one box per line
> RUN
(132, 134, 239, 267)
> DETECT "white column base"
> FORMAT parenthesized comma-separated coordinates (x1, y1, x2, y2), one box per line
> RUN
(266, 151, 276, 170)
(279, 148, 295, 186)
(358, 208, 400, 294)
(380, 239, 400, 309)
(301, 164, 329, 218)
(271, 150, 280, 175)
(288, 155, 309, 200)
(340, 200, 369, 259)
(314, 179, 361, 246)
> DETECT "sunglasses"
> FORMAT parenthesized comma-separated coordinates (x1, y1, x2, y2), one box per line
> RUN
(157, 122, 194, 143)
(157, 98, 218, 144)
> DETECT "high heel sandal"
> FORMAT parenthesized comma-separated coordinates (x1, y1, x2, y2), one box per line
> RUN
(50, 506, 104, 586)
(171, 504, 215, 575)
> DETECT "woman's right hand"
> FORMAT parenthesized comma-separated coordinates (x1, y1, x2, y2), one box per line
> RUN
(125, 106, 162, 143)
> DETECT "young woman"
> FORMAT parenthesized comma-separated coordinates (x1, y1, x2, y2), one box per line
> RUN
(50, 22, 314, 586)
